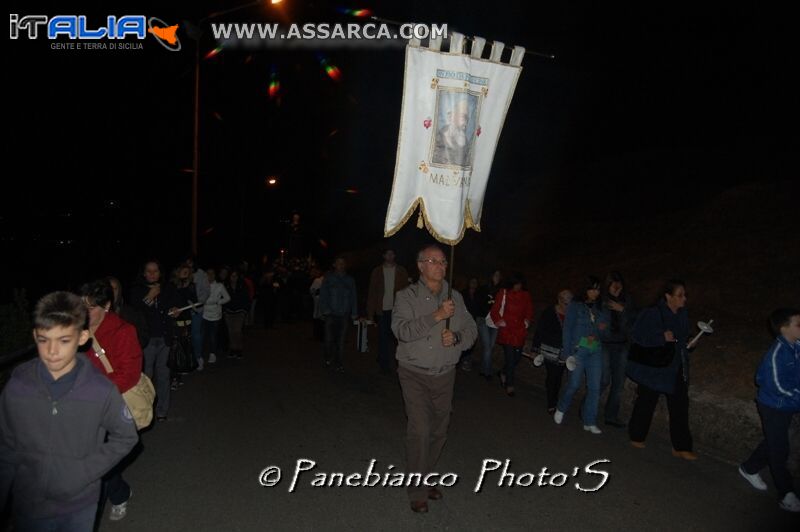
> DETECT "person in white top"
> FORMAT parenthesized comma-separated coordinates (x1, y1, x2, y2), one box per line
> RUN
(200, 268, 230, 368)
(309, 267, 325, 342)
(367, 249, 410, 373)
(185, 256, 210, 370)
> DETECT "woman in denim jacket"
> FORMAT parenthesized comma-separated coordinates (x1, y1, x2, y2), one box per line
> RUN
(554, 276, 609, 434)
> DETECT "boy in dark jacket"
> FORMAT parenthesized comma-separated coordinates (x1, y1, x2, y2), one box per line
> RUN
(0, 291, 139, 530)
(739, 308, 800, 513)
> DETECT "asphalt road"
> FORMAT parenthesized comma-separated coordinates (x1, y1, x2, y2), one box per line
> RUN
(101, 321, 798, 531)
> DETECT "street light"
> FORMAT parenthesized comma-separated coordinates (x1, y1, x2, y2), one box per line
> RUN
(188, 0, 283, 255)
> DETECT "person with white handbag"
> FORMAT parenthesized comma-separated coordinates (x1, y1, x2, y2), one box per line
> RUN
(475, 270, 503, 380)
(82, 279, 149, 522)
(532, 289, 574, 414)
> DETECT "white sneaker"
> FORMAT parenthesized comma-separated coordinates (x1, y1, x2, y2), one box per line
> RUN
(553, 410, 564, 425)
(196, 358, 204, 371)
(779, 492, 800, 513)
(583, 425, 603, 434)
(209, 353, 217, 364)
(109, 490, 131, 521)
(738, 466, 767, 491)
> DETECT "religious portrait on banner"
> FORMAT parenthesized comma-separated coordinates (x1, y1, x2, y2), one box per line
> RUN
(430, 90, 480, 168)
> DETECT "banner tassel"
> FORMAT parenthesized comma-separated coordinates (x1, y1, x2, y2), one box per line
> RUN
(417, 209, 424, 229)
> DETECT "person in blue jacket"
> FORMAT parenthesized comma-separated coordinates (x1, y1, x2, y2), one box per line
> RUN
(319, 255, 358, 372)
(626, 279, 697, 459)
(738, 308, 800, 513)
(554, 276, 609, 434)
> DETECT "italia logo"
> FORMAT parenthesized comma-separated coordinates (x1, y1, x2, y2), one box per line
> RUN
(9, 14, 181, 51)
(147, 17, 180, 51)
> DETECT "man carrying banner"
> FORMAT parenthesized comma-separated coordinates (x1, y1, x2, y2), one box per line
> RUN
(384, 32, 524, 513)
(392, 244, 477, 512)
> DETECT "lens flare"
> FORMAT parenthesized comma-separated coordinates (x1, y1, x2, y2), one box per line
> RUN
(268, 67, 280, 99)
(318, 56, 342, 81)
(325, 64, 342, 81)
(337, 7, 373, 17)
(204, 46, 223, 60)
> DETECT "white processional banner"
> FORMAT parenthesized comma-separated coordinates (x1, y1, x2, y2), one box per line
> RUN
(384, 33, 524, 244)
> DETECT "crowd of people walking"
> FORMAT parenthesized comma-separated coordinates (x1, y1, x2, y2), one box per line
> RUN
(1, 243, 797, 530)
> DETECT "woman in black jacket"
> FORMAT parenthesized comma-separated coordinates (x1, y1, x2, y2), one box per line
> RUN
(130, 260, 179, 421)
(600, 271, 637, 428)
(108, 276, 149, 350)
(225, 269, 251, 359)
(532, 289, 573, 413)
(169, 264, 198, 381)
(626, 279, 695, 459)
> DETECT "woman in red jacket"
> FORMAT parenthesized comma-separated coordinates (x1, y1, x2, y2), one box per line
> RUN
(490, 272, 534, 397)
(81, 279, 143, 522)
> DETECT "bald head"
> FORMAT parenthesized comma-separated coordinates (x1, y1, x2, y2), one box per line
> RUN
(417, 244, 444, 262)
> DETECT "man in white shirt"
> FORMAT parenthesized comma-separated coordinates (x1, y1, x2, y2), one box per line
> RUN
(367, 249, 410, 374)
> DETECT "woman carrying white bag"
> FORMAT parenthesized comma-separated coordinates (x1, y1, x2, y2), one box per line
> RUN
(475, 270, 504, 381)
(82, 279, 152, 522)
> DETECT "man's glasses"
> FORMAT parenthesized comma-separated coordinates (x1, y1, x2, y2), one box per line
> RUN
(418, 258, 448, 267)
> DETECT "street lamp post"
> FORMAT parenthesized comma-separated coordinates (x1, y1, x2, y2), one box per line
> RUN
(192, 42, 200, 255)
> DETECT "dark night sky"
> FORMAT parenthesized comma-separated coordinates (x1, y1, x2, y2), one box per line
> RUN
(3, 1, 797, 293)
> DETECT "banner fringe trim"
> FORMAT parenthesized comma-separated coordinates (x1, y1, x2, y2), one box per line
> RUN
(384, 197, 482, 245)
